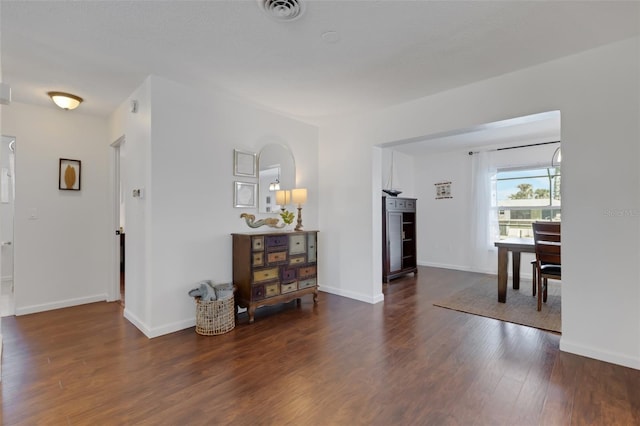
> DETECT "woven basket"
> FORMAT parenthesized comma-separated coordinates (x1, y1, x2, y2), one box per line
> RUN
(195, 295, 235, 336)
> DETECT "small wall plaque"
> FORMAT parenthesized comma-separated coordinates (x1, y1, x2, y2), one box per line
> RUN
(435, 181, 452, 199)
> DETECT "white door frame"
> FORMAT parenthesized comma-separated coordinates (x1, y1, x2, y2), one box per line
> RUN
(109, 136, 125, 302)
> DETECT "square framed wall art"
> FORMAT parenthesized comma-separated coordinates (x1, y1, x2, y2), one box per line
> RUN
(234, 181, 257, 208)
(233, 149, 257, 177)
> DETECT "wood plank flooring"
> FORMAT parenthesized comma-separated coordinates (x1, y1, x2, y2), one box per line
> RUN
(1, 266, 639, 425)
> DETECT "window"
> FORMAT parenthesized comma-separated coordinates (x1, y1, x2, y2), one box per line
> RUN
(495, 166, 561, 238)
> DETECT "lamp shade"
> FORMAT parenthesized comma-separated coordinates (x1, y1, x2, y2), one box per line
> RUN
(275, 189, 291, 206)
(291, 188, 307, 205)
(48, 91, 83, 110)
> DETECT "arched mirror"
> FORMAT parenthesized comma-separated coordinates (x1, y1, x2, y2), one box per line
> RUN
(258, 144, 295, 213)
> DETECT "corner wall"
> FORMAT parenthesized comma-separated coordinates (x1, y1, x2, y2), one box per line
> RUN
(318, 37, 640, 369)
(110, 75, 319, 337)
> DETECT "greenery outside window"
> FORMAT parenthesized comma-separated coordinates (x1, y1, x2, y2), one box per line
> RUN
(495, 166, 561, 238)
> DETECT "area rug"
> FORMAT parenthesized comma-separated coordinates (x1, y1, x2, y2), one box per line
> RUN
(433, 280, 561, 333)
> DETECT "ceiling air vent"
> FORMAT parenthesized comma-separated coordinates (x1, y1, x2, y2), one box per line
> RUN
(258, 0, 305, 22)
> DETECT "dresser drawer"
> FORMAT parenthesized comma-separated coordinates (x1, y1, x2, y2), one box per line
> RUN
(281, 268, 297, 282)
(252, 284, 265, 300)
(289, 234, 306, 255)
(405, 199, 416, 210)
(252, 236, 264, 251)
(265, 282, 280, 298)
(266, 235, 288, 249)
(267, 251, 287, 264)
(252, 252, 264, 267)
(299, 266, 316, 279)
(299, 278, 316, 289)
(253, 267, 279, 283)
(386, 198, 396, 209)
(281, 282, 298, 294)
(289, 255, 305, 265)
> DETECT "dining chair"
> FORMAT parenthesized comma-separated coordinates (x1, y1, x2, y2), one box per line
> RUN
(532, 221, 561, 311)
(530, 221, 561, 296)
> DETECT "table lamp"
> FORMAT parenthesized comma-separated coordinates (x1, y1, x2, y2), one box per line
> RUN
(291, 188, 307, 231)
(275, 189, 291, 212)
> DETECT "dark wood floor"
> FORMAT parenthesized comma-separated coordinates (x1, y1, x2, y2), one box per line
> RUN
(1, 266, 639, 425)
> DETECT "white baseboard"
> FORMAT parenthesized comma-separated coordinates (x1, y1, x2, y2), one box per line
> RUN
(122, 286, 382, 339)
(15, 293, 108, 316)
(418, 260, 471, 271)
(123, 308, 195, 339)
(319, 286, 384, 304)
(418, 261, 497, 276)
(123, 308, 151, 337)
(560, 338, 640, 370)
(417, 261, 535, 280)
(147, 318, 195, 339)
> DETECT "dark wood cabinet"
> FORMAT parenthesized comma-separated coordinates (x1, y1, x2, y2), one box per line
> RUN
(382, 197, 417, 282)
(232, 230, 318, 323)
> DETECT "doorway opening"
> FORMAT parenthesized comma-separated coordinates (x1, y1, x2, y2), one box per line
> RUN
(1, 135, 16, 317)
(111, 136, 125, 307)
(377, 110, 561, 306)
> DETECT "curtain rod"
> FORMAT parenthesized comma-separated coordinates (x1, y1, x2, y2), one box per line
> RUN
(468, 140, 560, 155)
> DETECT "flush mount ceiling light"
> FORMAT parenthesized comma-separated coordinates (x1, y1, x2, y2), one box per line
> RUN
(47, 91, 83, 110)
(258, 0, 305, 22)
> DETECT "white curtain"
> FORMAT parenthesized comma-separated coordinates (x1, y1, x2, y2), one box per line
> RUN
(470, 151, 498, 271)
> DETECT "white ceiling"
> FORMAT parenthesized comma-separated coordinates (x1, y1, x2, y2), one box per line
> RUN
(1, 1, 638, 123)
(389, 110, 561, 155)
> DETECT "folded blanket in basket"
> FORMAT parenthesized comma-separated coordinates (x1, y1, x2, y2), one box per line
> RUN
(188, 280, 217, 301)
(214, 283, 234, 300)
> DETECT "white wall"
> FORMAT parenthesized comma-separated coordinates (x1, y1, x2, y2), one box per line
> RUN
(108, 79, 152, 329)
(2, 103, 111, 314)
(414, 142, 560, 274)
(318, 37, 640, 369)
(414, 149, 473, 271)
(109, 75, 319, 337)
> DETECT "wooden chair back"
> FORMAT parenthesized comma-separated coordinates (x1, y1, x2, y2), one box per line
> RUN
(533, 221, 561, 264)
(532, 221, 561, 311)
(535, 241, 561, 265)
(532, 221, 561, 243)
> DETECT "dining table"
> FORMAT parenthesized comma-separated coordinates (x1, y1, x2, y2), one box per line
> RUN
(494, 237, 535, 303)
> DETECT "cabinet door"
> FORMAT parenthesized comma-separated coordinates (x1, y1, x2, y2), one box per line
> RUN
(388, 212, 403, 272)
(307, 232, 317, 263)
(289, 234, 306, 255)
